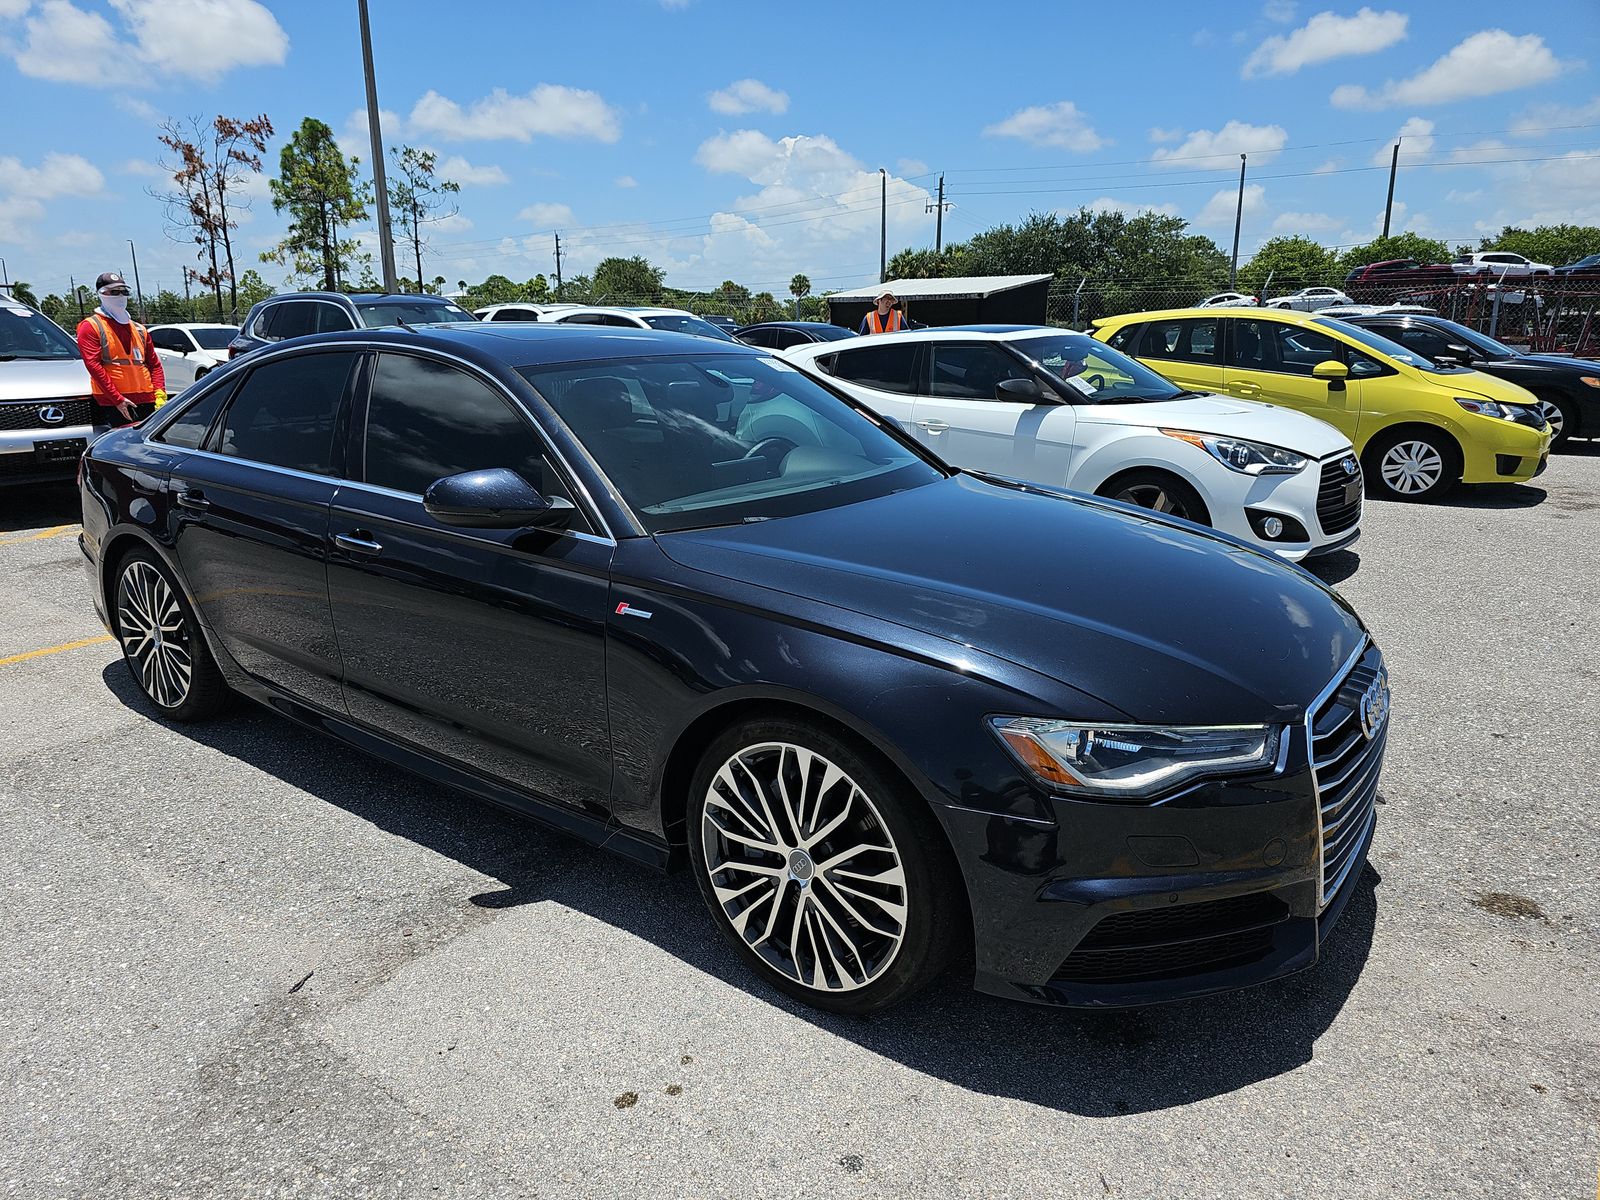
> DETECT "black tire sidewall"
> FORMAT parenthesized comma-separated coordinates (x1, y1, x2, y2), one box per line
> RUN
(1101, 469, 1212, 526)
(1363, 429, 1458, 501)
(1537, 394, 1576, 448)
(686, 716, 959, 1015)
(113, 547, 228, 722)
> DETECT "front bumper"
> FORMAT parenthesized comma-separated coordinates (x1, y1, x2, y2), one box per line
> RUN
(947, 644, 1387, 1008)
(0, 422, 98, 486)
(1459, 418, 1552, 484)
(1209, 451, 1363, 563)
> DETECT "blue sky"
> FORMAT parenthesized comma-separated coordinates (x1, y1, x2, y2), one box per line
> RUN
(1, 0, 1597, 301)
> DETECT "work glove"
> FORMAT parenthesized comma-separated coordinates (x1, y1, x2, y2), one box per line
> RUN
(154, 389, 168, 407)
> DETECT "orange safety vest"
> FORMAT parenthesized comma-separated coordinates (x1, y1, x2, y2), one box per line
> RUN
(866, 308, 906, 334)
(84, 313, 156, 399)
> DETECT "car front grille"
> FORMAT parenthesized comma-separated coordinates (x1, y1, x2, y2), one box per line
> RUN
(1051, 892, 1289, 984)
(1316, 455, 1363, 535)
(1310, 645, 1388, 909)
(0, 398, 96, 431)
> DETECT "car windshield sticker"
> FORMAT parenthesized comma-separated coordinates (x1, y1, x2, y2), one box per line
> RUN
(763, 358, 798, 372)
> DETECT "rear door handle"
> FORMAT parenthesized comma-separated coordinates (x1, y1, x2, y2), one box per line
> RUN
(334, 531, 383, 556)
(175, 489, 210, 512)
(918, 420, 949, 433)
(1230, 383, 1261, 396)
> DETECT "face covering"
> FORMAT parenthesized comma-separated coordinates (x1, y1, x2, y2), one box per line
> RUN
(100, 293, 130, 321)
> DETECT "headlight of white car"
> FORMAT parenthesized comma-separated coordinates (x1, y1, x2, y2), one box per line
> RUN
(1159, 429, 1309, 475)
(989, 719, 1283, 800)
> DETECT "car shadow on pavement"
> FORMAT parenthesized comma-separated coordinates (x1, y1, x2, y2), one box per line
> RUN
(1429, 483, 1547, 509)
(101, 663, 1378, 1118)
(1302, 549, 1360, 585)
(0, 481, 81, 532)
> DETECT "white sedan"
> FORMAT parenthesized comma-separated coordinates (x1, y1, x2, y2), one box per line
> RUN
(782, 326, 1361, 561)
(1196, 292, 1259, 308)
(1266, 286, 1352, 311)
(547, 305, 741, 342)
(147, 323, 237, 391)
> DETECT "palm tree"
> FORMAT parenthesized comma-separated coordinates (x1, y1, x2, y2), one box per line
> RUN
(789, 273, 810, 319)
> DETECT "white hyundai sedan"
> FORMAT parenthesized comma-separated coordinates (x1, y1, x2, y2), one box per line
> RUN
(781, 326, 1362, 561)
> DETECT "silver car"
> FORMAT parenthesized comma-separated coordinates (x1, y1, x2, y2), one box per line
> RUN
(0, 301, 99, 487)
(1265, 286, 1353, 312)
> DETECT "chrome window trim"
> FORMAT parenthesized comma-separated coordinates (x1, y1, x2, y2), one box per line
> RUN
(1303, 635, 1372, 911)
(330, 476, 616, 548)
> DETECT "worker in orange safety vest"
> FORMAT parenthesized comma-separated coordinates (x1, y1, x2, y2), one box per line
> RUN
(860, 287, 908, 335)
(76, 271, 166, 427)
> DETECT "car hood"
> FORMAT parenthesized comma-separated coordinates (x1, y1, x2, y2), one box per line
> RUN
(1450, 370, 1542, 407)
(655, 474, 1366, 724)
(1078, 395, 1352, 456)
(1504, 354, 1600, 374)
(0, 357, 94, 401)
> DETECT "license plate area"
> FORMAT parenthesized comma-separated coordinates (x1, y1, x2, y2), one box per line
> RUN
(1343, 480, 1361, 506)
(34, 437, 87, 464)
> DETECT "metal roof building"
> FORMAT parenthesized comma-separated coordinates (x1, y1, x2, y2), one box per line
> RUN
(825, 274, 1052, 331)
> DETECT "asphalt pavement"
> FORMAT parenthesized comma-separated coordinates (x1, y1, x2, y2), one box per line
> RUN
(1, 453, 1596, 1199)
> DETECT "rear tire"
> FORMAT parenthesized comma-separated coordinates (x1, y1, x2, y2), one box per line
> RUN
(1099, 469, 1212, 526)
(687, 717, 960, 1014)
(112, 547, 230, 721)
(1363, 428, 1458, 502)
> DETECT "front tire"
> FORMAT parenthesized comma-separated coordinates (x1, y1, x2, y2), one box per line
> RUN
(1363, 428, 1458, 501)
(1099, 469, 1212, 526)
(688, 717, 960, 1014)
(113, 548, 230, 721)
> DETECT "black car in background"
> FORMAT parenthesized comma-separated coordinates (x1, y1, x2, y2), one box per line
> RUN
(79, 323, 1387, 1013)
(1344, 312, 1600, 446)
(735, 321, 858, 350)
(226, 291, 477, 360)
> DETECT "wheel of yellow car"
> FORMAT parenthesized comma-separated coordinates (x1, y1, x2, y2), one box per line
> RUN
(1363, 428, 1458, 502)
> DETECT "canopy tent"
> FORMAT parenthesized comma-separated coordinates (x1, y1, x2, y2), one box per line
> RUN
(825, 274, 1052, 330)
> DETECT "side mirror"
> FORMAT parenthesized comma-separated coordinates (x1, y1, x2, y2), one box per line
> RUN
(996, 377, 1047, 402)
(1312, 360, 1350, 391)
(1444, 343, 1475, 361)
(423, 467, 573, 529)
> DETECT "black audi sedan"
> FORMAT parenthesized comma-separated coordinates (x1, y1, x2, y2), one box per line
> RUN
(1344, 312, 1600, 447)
(735, 321, 858, 350)
(78, 323, 1389, 1013)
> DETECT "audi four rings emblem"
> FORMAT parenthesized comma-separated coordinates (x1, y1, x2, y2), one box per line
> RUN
(1358, 669, 1390, 740)
(37, 405, 65, 425)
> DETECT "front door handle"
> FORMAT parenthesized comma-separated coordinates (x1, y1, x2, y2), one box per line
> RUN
(175, 489, 210, 512)
(918, 420, 949, 434)
(334, 531, 383, 556)
(1230, 382, 1261, 396)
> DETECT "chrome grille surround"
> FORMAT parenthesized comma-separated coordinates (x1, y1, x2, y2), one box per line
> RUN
(1306, 640, 1388, 910)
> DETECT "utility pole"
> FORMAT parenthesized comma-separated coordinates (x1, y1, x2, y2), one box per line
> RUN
(879, 167, 887, 284)
(1229, 153, 1247, 291)
(71, 275, 83, 318)
(357, 0, 399, 294)
(553, 232, 563, 300)
(925, 173, 951, 254)
(1382, 138, 1401, 240)
(127, 239, 147, 322)
(0, 257, 8, 288)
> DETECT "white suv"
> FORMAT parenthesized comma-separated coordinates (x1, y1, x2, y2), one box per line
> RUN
(547, 306, 740, 342)
(782, 326, 1362, 561)
(473, 302, 583, 322)
(1452, 251, 1553, 277)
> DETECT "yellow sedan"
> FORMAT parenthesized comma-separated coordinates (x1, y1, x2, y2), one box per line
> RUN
(1093, 307, 1552, 500)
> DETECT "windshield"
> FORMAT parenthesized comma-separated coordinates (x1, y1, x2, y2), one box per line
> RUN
(1012, 332, 1185, 403)
(190, 326, 239, 350)
(1419, 317, 1518, 359)
(356, 300, 477, 328)
(0, 304, 80, 360)
(1312, 317, 1458, 373)
(518, 353, 943, 533)
(641, 314, 738, 342)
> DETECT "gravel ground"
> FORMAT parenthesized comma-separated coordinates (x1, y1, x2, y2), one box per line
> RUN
(1, 452, 1596, 1200)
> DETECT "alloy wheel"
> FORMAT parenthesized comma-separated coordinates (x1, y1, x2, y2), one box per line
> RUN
(1116, 482, 1193, 520)
(116, 560, 194, 709)
(1379, 439, 1444, 495)
(700, 742, 908, 993)
(1534, 399, 1565, 439)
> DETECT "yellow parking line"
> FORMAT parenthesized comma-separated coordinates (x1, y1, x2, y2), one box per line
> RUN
(0, 634, 114, 667)
(0, 524, 80, 546)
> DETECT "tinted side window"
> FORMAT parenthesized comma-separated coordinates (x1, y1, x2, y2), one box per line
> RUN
(150, 328, 188, 353)
(739, 328, 775, 348)
(1104, 323, 1141, 353)
(1228, 320, 1340, 376)
(928, 344, 1030, 399)
(773, 329, 809, 350)
(270, 302, 318, 340)
(157, 378, 235, 449)
(252, 305, 282, 339)
(211, 351, 356, 474)
(1387, 325, 1455, 360)
(559, 313, 605, 325)
(829, 343, 919, 394)
(1141, 318, 1218, 364)
(363, 354, 580, 517)
(318, 304, 355, 333)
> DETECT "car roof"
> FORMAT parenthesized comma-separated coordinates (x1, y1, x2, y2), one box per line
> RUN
(277, 323, 763, 369)
(263, 291, 459, 304)
(557, 306, 694, 317)
(740, 321, 843, 331)
(1094, 306, 1325, 328)
(150, 322, 238, 330)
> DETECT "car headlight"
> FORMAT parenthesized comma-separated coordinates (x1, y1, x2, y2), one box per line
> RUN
(1159, 429, 1308, 475)
(1578, 376, 1600, 389)
(989, 718, 1282, 800)
(1454, 397, 1514, 419)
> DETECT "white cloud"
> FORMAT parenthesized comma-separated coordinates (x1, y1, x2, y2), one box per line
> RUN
(1197, 183, 1267, 229)
(430, 213, 473, 234)
(1262, 0, 1296, 22)
(0, 151, 105, 199)
(437, 156, 509, 187)
(0, 197, 46, 243)
(10, 0, 287, 86)
(897, 158, 929, 177)
(707, 78, 789, 116)
(1509, 96, 1600, 137)
(983, 101, 1107, 152)
(1270, 210, 1342, 234)
(1312, 158, 1341, 174)
(1152, 121, 1288, 167)
(0, 0, 31, 16)
(615, 175, 638, 189)
(1084, 197, 1181, 218)
(1372, 116, 1435, 165)
(409, 85, 621, 143)
(1148, 127, 1184, 144)
(1243, 7, 1407, 78)
(517, 202, 574, 228)
(117, 157, 165, 178)
(1332, 30, 1567, 109)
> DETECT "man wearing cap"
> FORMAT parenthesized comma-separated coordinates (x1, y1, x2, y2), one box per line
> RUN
(76, 271, 166, 426)
(860, 288, 908, 335)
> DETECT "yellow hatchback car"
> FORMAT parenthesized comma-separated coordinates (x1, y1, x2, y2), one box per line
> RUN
(1093, 307, 1552, 500)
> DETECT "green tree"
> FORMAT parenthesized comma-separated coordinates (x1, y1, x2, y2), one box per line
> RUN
(235, 268, 274, 311)
(389, 145, 461, 294)
(1338, 233, 1451, 275)
(789, 273, 810, 317)
(592, 255, 665, 304)
(749, 291, 781, 323)
(264, 117, 370, 291)
(1238, 236, 1342, 297)
(712, 280, 750, 316)
(464, 274, 522, 307)
(1478, 224, 1600, 268)
(8, 281, 39, 307)
(523, 275, 549, 302)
